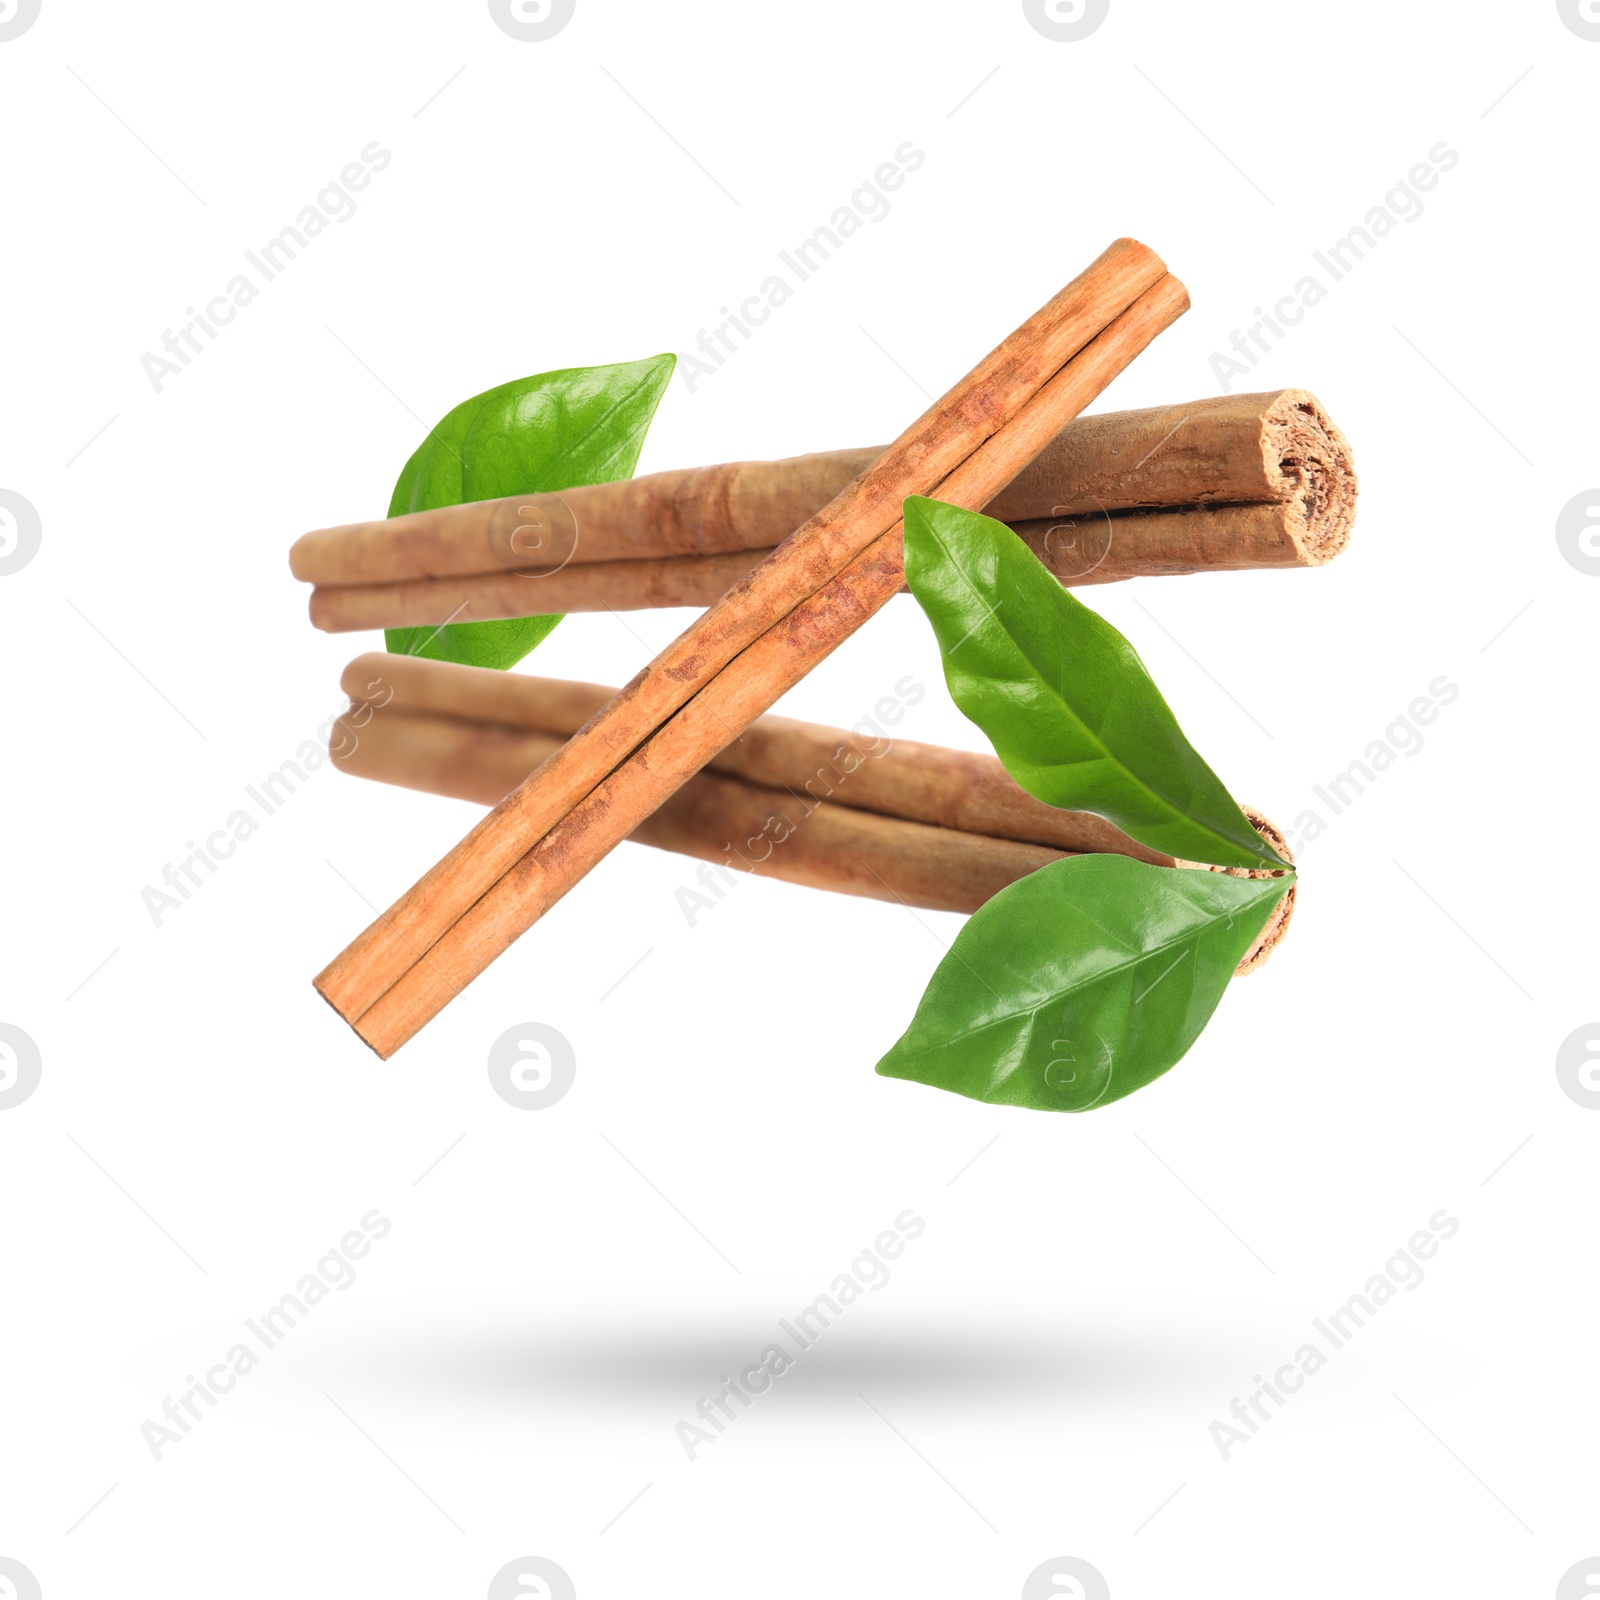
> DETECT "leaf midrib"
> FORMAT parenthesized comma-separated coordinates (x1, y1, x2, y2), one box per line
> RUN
(904, 885, 1281, 1045)
(921, 513, 1266, 865)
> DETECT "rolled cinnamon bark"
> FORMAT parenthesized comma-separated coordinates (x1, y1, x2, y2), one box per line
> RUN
(299, 389, 1355, 629)
(331, 654, 1293, 973)
(318, 243, 1189, 1054)
(338, 708, 1069, 917)
(335, 652, 1171, 862)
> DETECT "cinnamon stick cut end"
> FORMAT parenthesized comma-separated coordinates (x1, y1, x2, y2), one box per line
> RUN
(1178, 805, 1296, 977)
(312, 958, 416, 1060)
(1260, 389, 1357, 565)
(310, 974, 390, 1059)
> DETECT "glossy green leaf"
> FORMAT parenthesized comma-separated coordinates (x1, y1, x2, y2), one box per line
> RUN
(385, 354, 675, 669)
(876, 854, 1293, 1111)
(902, 495, 1286, 870)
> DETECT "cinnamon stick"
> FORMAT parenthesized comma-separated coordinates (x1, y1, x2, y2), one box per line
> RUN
(316, 241, 1188, 1055)
(298, 390, 1355, 629)
(335, 652, 1170, 861)
(340, 707, 1073, 913)
(331, 654, 1293, 974)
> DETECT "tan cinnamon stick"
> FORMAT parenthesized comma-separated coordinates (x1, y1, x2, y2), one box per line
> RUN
(336, 653, 1170, 861)
(298, 390, 1355, 629)
(339, 707, 1072, 915)
(331, 655, 1293, 973)
(317, 241, 1187, 1055)
(304, 504, 1320, 628)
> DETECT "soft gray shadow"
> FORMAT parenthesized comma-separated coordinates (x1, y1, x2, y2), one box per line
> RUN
(311, 1318, 1245, 1407)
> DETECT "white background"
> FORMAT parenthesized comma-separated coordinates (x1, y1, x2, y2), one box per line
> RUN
(2, 2, 1595, 1596)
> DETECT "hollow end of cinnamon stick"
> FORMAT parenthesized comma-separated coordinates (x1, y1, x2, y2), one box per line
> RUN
(1259, 389, 1357, 564)
(311, 974, 390, 1059)
(1179, 805, 1296, 976)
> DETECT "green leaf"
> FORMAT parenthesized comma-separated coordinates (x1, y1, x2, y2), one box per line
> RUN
(902, 495, 1286, 870)
(385, 353, 676, 669)
(876, 854, 1293, 1112)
